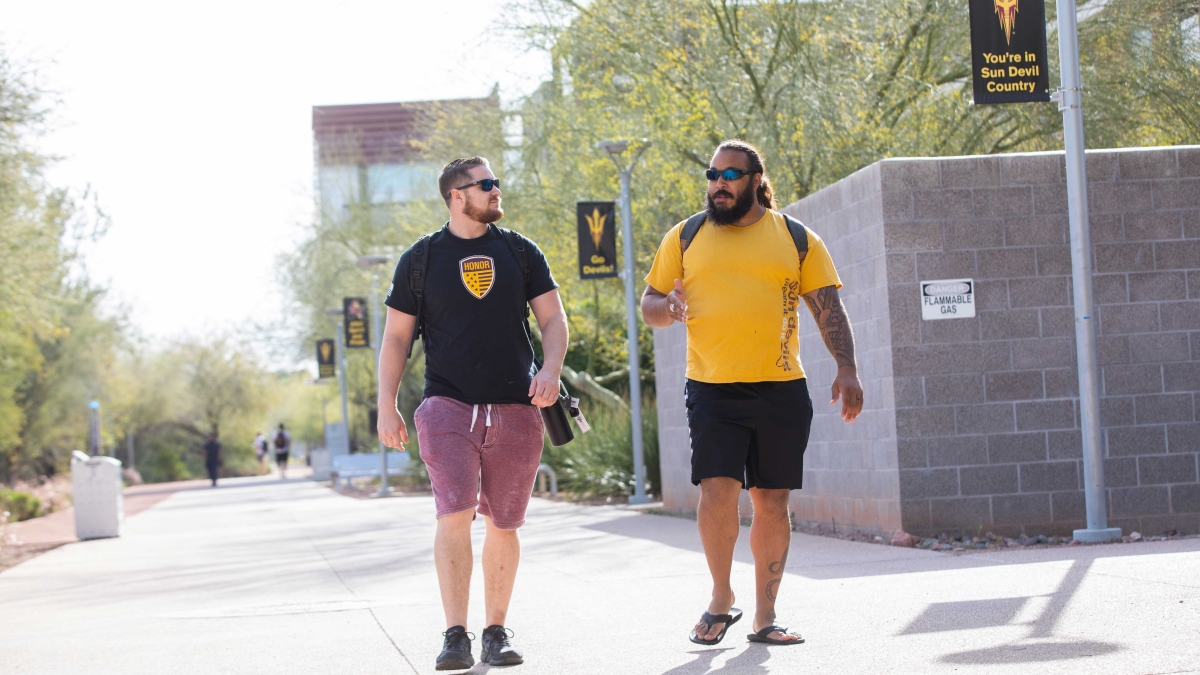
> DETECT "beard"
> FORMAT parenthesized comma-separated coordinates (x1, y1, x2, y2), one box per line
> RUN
(705, 184, 756, 225)
(463, 197, 504, 224)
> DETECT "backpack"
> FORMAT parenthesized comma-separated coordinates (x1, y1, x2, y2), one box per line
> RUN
(406, 223, 533, 359)
(274, 431, 287, 449)
(678, 210, 810, 263)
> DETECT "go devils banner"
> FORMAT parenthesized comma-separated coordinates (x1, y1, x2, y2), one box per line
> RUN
(343, 297, 370, 349)
(576, 201, 618, 280)
(969, 0, 1050, 104)
(316, 339, 336, 378)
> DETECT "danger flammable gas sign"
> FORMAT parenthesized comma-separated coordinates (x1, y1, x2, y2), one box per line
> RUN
(921, 279, 976, 320)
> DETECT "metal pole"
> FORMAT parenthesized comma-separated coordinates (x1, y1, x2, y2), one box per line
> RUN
(1057, 0, 1120, 543)
(370, 274, 389, 497)
(618, 169, 649, 505)
(335, 320, 351, 455)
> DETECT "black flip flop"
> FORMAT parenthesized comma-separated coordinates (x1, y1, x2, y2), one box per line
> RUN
(747, 625, 805, 645)
(689, 608, 743, 645)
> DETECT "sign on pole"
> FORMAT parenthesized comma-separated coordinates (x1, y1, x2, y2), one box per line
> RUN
(576, 201, 618, 279)
(343, 297, 370, 349)
(921, 279, 975, 320)
(316, 339, 336, 378)
(969, 0, 1050, 104)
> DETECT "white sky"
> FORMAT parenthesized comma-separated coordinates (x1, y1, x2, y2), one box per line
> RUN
(2, 0, 549, 341)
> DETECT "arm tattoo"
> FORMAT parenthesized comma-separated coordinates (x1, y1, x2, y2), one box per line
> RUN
(802, 286, 856, 368)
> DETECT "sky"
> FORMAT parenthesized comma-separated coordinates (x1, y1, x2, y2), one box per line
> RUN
(2, 0, 550, 341)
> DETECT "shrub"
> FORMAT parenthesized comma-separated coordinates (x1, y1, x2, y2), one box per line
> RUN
(543, 397, 659, 499)
(0, 488, 43, 521)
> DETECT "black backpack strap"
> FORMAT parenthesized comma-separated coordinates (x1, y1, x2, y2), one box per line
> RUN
(782, 213, 810, 269)
(678, 211, 707, 255)
(407, 232, 433, 359)
(497, 225, 531, 291)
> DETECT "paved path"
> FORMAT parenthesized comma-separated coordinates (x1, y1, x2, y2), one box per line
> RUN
(1, 476, 1198, 674)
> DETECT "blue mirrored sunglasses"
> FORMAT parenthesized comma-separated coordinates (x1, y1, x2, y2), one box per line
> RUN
(455, 178, 501, 192)
(705, 167, 755, 181)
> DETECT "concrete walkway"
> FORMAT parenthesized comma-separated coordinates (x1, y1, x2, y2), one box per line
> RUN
(1, 476, 1197, 675)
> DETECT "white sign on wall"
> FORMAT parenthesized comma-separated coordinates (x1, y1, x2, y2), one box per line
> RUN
(921, 278, 975, 320)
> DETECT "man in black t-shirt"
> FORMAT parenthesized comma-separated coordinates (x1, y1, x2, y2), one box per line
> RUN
(377, 156, 567, 671)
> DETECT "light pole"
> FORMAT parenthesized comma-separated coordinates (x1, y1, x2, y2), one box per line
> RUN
(1053, 0, 1121, 543)
(596, 139, 651, 505)
(324, 307, 351, 456)
(88, 400, 102, 456)
(357, 254, 391, 497)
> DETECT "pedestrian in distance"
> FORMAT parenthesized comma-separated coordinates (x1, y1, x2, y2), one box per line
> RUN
(641, 140, 864, 647)
(253, 430, 268, 471)
(377, 156, 568, 671)
(273, 424, 291, 479)
(203, 432, 222, 488)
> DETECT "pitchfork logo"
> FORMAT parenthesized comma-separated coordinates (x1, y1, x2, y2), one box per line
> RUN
(459, 255, 495, 299)
(995, 0, 1019, 45)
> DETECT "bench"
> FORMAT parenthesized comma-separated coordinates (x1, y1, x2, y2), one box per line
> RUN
(331, 452, 410, 485)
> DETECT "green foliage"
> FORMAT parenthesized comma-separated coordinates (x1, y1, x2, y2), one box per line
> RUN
(1076, 0, 1200, 146)
(0, 45, 124, 483)
(0, 488, 42, 522)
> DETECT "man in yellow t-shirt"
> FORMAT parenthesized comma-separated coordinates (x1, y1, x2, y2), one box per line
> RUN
(642, 140, 864, 648)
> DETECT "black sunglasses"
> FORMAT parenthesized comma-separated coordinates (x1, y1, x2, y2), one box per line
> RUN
(706, 167, 756, 181)
(455, 178, 501, 192)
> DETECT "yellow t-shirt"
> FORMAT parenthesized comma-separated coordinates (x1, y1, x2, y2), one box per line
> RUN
(645, 210, 842, 383)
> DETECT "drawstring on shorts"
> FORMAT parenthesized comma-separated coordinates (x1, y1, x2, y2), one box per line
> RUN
(469, 404, 493, 432)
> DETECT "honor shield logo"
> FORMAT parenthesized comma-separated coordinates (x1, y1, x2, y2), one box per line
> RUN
(995, 0, 1018, 44)
(459, 256, 496, 299)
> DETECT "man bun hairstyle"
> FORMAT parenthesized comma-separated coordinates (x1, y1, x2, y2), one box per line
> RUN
(715, 140, 776, 209)
(438, 156, 491, 206)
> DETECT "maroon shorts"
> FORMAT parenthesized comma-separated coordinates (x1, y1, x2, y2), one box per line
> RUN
(414, 396, 545, 529)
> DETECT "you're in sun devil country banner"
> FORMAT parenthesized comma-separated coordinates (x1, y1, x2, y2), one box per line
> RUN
(969, 0, 1051, 104)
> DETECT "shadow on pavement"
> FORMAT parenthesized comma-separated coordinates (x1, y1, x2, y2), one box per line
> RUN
(928, 558, 1125, 664)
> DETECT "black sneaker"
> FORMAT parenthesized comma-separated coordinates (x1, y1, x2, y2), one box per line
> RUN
(481, 624, 524, 666)
(436, 625, 474, 671)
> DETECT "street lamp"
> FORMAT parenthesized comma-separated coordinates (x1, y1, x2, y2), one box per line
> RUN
(324, 307, 351, 457)
(1053, 0, 1121, 544)
(356, 254, 392, 496)
(596, 138, 652, 505)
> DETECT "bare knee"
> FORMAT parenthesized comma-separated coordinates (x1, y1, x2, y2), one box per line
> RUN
(749, 488, 791, 520)
(700, 477, 742, 505)
(482, 514, 520, 537)
(437, 508, 475, 533)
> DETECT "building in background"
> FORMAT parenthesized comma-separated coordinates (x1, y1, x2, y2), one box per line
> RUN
(312, 95, 499, 221)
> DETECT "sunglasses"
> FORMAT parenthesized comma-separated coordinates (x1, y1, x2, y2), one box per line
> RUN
(455, 178, 501, 192)
(705, 167, 756, 182)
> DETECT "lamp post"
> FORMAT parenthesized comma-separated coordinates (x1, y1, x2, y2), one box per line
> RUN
(1054, 0, 1121, 543)
(357, 254, 392, 497)
(324, 307, 352, 456)
(596, 139, 651, 505)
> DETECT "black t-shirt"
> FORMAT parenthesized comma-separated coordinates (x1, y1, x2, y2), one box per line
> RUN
(203, 440, 221, 465)
(385, 224, 558, 405)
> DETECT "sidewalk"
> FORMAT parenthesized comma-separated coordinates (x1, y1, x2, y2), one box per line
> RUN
(1, 475, 1197, 674)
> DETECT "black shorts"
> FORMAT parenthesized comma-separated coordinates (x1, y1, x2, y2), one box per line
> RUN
(685, 378, 813, 490)
(275, 452, 289, 466)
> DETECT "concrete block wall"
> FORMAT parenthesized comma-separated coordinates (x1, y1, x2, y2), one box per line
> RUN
(781, 164, 902, 534)
(888, 146, 1200, 537)
(653, 145, 1200, 537)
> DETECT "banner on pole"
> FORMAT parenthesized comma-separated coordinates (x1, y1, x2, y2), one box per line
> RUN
(576, 201, 618, 279)
(343, 297, 371, 349)
(969, 0, 1050, 104)
(316, 339, 336, 378)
